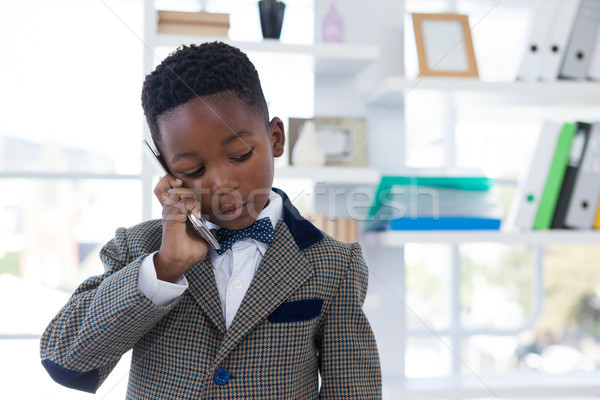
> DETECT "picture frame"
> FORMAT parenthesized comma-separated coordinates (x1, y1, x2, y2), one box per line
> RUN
(412, 13, 479, 78)
(288, 117, 368, 167)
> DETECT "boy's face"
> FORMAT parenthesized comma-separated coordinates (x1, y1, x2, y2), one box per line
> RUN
(157, 94, 285, 230)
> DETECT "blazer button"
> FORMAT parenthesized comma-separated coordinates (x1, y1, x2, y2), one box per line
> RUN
(214, 368, 230, 385)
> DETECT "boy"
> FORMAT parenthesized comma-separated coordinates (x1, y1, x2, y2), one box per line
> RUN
(40, 41, 381, 399)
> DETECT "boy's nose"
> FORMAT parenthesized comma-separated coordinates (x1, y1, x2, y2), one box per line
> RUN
(206, 166, 238, 194)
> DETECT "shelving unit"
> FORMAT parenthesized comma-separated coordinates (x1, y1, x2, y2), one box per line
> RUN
(363, 229, 600, 246)
(155, 34, 379, 76)
(275, 166, 380, 184)
(359, 2, 600, 397)
(386, 371, 600, 399)
(140, 1, 600, 398)
(361, 225, 600, 399)
(368, 76, 600, 106)
(140, 0, 380, 221)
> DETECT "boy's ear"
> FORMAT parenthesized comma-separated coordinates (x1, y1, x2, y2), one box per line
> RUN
(268, 117, 285, 158)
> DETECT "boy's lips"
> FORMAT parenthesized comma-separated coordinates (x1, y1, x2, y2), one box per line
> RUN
(219, 201, 247, 215)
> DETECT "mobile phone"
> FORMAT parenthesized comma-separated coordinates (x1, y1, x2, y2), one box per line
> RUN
(142, 140, 221, 250)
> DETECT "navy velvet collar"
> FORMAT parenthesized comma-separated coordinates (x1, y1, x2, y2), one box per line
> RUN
(272, 187, 324, 250)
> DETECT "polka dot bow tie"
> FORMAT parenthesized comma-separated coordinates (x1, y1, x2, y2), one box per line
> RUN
(215, 217, 274, 255)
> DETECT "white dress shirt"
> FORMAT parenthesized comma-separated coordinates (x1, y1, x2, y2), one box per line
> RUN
(138, 191, 282, 330)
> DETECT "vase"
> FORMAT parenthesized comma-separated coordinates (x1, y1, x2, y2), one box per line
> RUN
(322, 2, 344, 43)
(258, 0, 286, 40)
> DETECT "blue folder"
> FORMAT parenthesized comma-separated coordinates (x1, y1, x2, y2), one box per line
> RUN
(370, 216, 501, 231)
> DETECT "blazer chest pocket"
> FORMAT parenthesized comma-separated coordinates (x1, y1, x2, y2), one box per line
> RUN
(268, 298, 324, 323)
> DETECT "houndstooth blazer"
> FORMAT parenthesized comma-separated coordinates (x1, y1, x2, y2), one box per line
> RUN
(40, 188, 382, 399)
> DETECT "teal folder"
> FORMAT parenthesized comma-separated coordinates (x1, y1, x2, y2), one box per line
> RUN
(367, 175, 495, 219)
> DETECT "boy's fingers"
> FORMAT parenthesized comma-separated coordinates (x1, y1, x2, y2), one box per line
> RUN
(169, 188, 196, 197)
(174, 197, 201, 216)
(157, 175, 181, 191)
(163, 192, 178, 207)
(163, 190, 185, 207)
(156, 177, 201, 220)
(154, 175, 183, 204)
(162, 189, 196, 207)
(164, 196, 200, 215)
(184, 198, 202, 219)
(162, 204, 187, 222)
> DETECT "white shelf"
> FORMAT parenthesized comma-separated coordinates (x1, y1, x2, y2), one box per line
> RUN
(362, 229, 600, 246)
(275, 166, 381, 184)
(368, 76, 600, 106)
(385, 371, 600, 399)
(155, 34, 379, 76)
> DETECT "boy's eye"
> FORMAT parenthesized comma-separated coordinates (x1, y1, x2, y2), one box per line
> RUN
(232, 149, 253, 162)
(182, 165, 205, 177)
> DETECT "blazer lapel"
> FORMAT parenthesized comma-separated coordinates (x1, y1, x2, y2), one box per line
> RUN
(213, 220, 313, 363)
(185, 257, 227, 335)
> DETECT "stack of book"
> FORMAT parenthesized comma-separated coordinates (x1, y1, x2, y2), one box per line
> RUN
(157, 10, 230, 37)
(309, 214, 359, 243)
(366, 176, 502, 231)
(516, 0, 600, 81)
(508, 120, 600, 230)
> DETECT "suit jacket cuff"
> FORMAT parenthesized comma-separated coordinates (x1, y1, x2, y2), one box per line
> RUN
(139, 251, 188, 307)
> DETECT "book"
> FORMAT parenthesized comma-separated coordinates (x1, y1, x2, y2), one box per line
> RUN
(551, 122, 592, 228)
(533, 123, 577, 229)
(516, 0, 560, 81)
(366, 175, 501, 231)
(157, 10, 230, 37)
(538, 0, 582, 81)
(157, 23, 229, 37)
(507, 120, 563, 231)
(558, 0, 600, 79)
(309, 214, 359, 242)
(588, 15, 600, 80)
(375, 186, 500, 219)
(370, 216, 501, 231)
(565, 122, 600, 228)
(368, 175, 495, 219)
(158, 10, 230, 24)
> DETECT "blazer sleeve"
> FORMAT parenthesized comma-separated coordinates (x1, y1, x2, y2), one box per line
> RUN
(317, 242, 382, 399)
(39, 224, 180, 394)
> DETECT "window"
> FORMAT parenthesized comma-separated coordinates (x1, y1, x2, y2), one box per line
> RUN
(1, 1, 313, 398)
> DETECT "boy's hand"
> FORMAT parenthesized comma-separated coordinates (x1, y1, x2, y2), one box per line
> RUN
(153, 175, 210, 283)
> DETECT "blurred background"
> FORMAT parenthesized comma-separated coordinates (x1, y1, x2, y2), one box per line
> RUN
(1, 0, 599, 399)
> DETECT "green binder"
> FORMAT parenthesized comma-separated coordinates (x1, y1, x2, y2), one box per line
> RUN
(533, 123, 577, 229)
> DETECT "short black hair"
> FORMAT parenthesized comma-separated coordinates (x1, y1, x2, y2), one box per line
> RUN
(141, 41, 269, 145)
